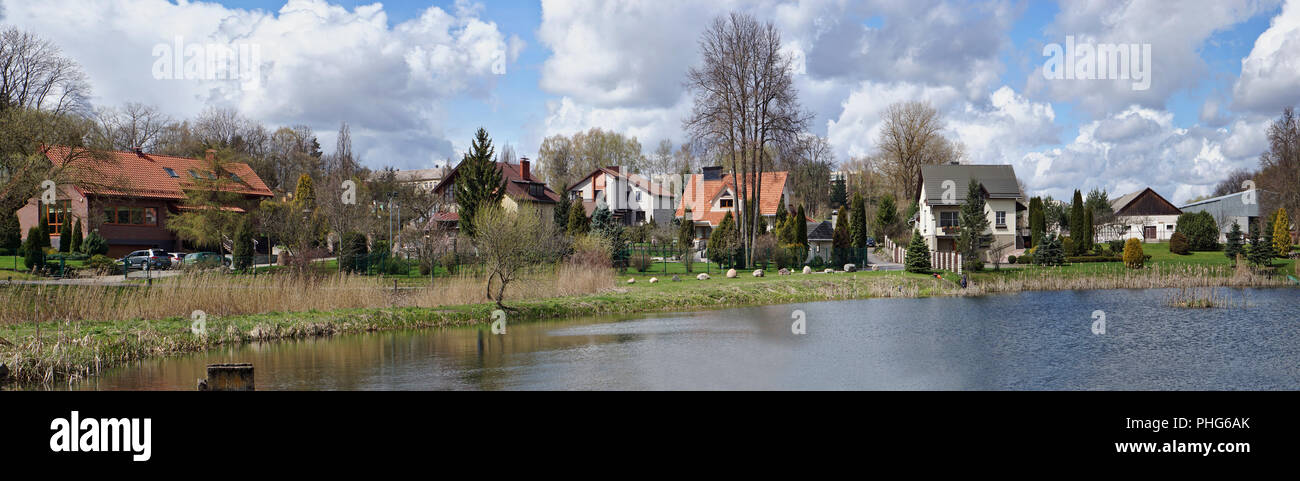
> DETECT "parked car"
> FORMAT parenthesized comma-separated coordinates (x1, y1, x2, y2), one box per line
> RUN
(120, 249, 171, 270)
(168, 252, 186, 268)
(866, 237, 877, 248)
(183, 252, 230, 269)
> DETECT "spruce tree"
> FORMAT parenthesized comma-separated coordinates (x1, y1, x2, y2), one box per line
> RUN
(454, 128, 505, 238)
(0, 209, 20, 254)
(70, 219, 83, 254)
(956, 179, 991, 271)
(904, 230, 931, 273)
(850, 193, 867, 248)
(707, 211, 735, 266)
(233, 217, 254, 271)
(1224, 221, 1244, 261)
(678, 210, 695, 253)
(1068, 189, 1085, 255)
(874, 194, 898, 240)
(554, 194, 572, 232)
(830, 176, 847, 209)
(833, 207, 851, 265)
(1028, 196, 1045, 248)
(1035, 234, 1065, 267)
(567, 200, 589, 236)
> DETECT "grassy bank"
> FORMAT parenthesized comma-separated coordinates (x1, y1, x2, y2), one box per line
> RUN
(1, 255, 1295, 388)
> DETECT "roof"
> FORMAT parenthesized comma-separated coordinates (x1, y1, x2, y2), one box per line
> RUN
(389, 167, 449, 183)
(807, 221, 834, 241)
(432, 160, 560, 204)
(918, 164, 1022, 204)
(675, 171, 789, 227)
(566, 167, 676, 198)
(1111, 187, 1182, 217)
(45, 146, 273, 200)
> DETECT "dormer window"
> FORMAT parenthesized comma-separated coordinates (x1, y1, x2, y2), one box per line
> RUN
(163, 167, 179, 178)
(529, 183, 544, 198)
(188, 170, 201, 179)
(719, 196, 734, 209)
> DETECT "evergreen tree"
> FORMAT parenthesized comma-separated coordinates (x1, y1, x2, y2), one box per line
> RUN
(1068, 189, 1085, 255)
(566, 200, 589, 236)
(1224, 221, 1244, 261)
(874, 194, 898, 240)
(1028, 196, 1045, 248)
(69, 219, 83, 254)
(36, 202, 51, 249)
(22, 227, 46, 273)
(1247, 223, 1274, 268)
(829, 176, 847, 209)
(0, 209, 20, 253)
(591, 204, 626, 265)
(1082, 208, 1095, 254)
(956, 179, 991, 271)
(83, 231, 109, 256)
(233, 217, 254, 271)
(1273, 207, 1291, 258)
(707, 211, 736, 266)
(849, 193, 866, 248)
(293, 173, 316, 210)
(795, 205, 808, 252)
(554, 194, 572, 233)
(58, 216, 72, 252)
(454, 128, 505, 238)
(1035, 234, 1065, 267)
(678, 210, 696, 253)
(904, 230, 931, 273)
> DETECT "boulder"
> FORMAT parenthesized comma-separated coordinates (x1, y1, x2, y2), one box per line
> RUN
(627, 278, 636, 284)
(802, 266, 812, 274)
(778, 268, 791, 276)
(843, 264, 857, 273)
(697, 273, 711, 281)
(752, 269, 764, 277)
(725, 268, 738, 278)
(649, 277, 659, 284)
(824, 268, 835, 274)
(671, 275, 682, 282)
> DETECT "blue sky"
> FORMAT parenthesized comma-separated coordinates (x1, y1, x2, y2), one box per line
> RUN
(4, 0, 1300, 203)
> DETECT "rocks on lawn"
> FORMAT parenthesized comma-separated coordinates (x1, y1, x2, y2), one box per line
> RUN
(627, 278, 636, 284)
(752, 269, 764, 277)
(778, 268, 791, 276)
(726, 269, 738, 278)
(697, 273, 711, 281)
(802, 266, 812, 274)
(649, 277, 659, 284)
(672, 275, 682, 282)
(844, 264, 857, 272)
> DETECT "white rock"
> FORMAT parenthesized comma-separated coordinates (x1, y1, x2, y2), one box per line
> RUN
(752, 269, 764, 277)
(802, 266, 812, 274)
(627, 278, 636, 284)
(824, 268, 835, 274)
(843, 264, 857, 272)
(778, 268, 791, 276)
(725, 268, 738, 278)
(697, 273, 710, 281)
(649, 277, 659, 284)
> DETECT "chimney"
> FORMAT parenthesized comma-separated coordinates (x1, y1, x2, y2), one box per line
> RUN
(205, 149, 217, 162)
(520, 157, 531, 180)
(702, 166, 723, 181)
(132, 146, 145, 156)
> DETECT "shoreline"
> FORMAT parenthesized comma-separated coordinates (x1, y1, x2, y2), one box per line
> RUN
(1, 268, 1293, 388)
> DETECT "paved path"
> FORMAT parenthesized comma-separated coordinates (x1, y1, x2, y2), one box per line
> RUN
(868, 250, 904, 271)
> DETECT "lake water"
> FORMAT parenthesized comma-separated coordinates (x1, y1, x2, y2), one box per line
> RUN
(71, 288, 1300, 390)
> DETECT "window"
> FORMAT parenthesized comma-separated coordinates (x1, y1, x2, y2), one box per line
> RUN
(229, 173, 242, 183)
(720, 196, 734, 209)
(635, 191, 642, 202)
(103, 206, 157, 226)
(164, 167, 179, 178)
(939, 211, 960, 227)
(189, 170, 201, 179)
(43, 200, 72, 236)
(995, 211, 1007, 227)
(593, 189, 602, 201)
(529, 183, 544, 198)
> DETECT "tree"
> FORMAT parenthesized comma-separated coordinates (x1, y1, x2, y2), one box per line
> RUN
(69, 218, 82, 253)
(567, 200, 589, 236)
(795, 204, 809, 253)
(707, 211, 737, 266)
(82, 230, 108, 256)
(1028, 196, 1046, 248)
(1247, 223, 1274, 268)
(1169, 231, 1190, 255)
(1035, 234, 1065, 267)
(685, 12, 810, 267)
(0, 209, 20, 253)
(166, 153, 245, 256)
(22, 227, 45, 273)
(781, 134, 835, 216)
(1083, 208, 1095, 254)
(679, 211, 696, 253)
(874, 194, 899, 240)
(876, 101, 961, 201)
(1175, 211, 1220, 251)
(1257, 107, 1299, 221)
(36, 203, 50, 249)
(956, 179, 992, 271)
(591, 204, 626, 265)
(553, 194, 572, 233)
(57, 215, 72, 252)
(1123, 238, 1145, 269)
(832, 207, 851, 264)
(904, 229, 931, 273)
(850, 193, 867, 248)
(453, 128, 505, 239)
(90, 102, 171, 151)
(1067, 190, 1086, 255)
(1213, 169, 1256, 198)
(338, 231, 369, 273)
(0, 27, 91, 114)
(473, 205, 564, 309)
(1084, 188, 1114, 224)
(830, 174, 847, 209)
(233, 217, 254, 271)
(1273, 207, 1291, 258)
(1225, 221, 1245, 261)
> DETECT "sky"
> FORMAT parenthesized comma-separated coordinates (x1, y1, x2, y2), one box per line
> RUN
(3, 0, 1300, 203)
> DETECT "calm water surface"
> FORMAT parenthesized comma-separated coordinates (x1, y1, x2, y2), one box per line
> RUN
(72, 288, 1300, 390)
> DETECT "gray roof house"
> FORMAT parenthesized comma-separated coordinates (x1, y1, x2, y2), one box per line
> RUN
(1178, 189, 1271, 241)
(914, 164, 1027, 258)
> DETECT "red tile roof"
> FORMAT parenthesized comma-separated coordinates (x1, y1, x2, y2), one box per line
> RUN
(675, 171, 789, 227)
(45, 146, 273, 200)
(432, 160, 560, 203)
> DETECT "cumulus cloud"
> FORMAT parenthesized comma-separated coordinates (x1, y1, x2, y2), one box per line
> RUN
(1028, 0, 1279, 115)
(0, 0, 518, 169)
(1233, 0, 1300, 112)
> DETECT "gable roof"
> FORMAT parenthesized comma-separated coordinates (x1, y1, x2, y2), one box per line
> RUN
(807, 220, 834, 241)
(1179, 189, 1272, 219)
(432, 160, 560, 204)
(45, 146, 272, 200)
(566, 167, 675, 198)
(918, 164, 1022, 204)
(1111, 187, 1182, 217)
(675, 171, 789, 227)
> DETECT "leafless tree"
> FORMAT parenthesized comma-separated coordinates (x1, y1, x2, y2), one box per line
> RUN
(647, 139, 675, 177)
(684, 12, 810, 265)
(1258, 107, 1298, 219)
(91, 102, 172, 151)
(0, 27, 91, 115)
(472, 204, 565, 310)
(876, 101, 960, 202)
(1213, 168, 1256, 198)
(781, 133, 835, 217)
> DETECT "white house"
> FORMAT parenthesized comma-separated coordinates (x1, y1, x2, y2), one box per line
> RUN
(1098, 188, 1182, 242)
(567, 166, 678, 225)
(914, 164, 1026, 261)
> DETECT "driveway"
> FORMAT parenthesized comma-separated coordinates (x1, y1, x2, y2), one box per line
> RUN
(868, 250, 904, 271)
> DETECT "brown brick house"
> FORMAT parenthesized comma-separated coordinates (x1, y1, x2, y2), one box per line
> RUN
(17, 147, 273, 257)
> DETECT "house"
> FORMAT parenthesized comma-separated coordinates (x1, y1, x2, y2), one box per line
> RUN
(1099, 188, 1182, 242)
(1178, 189, 1271, 242)
(806, 220, 834, 263)
(566, 166, 677, 226)
(16, 147, 273, 257)
(389, 166, 450, 192)
(675, 166, 792, 258)
(914, 164, 1026, 261)
(429, 157, 560, 227)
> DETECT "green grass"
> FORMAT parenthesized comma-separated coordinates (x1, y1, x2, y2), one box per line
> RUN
(983, 242, 1295, 280)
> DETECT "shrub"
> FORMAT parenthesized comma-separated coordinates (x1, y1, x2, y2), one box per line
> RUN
(904, 230, 931, 273)
(630, 251, 652, 272)
(1007, 255, 1017, 264)
(22, 227, 46, 273)
(1062, 236, 1074, 257)
(568, 234, 612, 269)
(84, 254, 121, 275)
(338, 231, 368, 273)
(1169, 231, 1190, 255)
(1108, 239, 1125, 254)
(1123, 238, 1145, 269)
(807, 256, 825, 269)
(1034, 235, 1065, 267)
(82, 231, 109, 256)
(1175, 211, 1220, 251)
(1065, 256, 1122, 263)
(439, 251, 460, 275)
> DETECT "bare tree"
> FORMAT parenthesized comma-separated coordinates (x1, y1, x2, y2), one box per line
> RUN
(647, 139, 675, 176)
(781, 133, 835, 217)
(1258, 107, 1299, 220)
(91, 102, 172, 151)
(473, 204, 565, 310)
(876, 101, 960, 202)
(684, 12, 810, 265)
(537, 133, 578, 191)
(0, 27, 91, 115)
(1213, 169, 1256, 198)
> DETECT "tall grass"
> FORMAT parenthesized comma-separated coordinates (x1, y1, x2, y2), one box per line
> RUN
(0, 264, 616, 326)
(968, 264, 1287, 294)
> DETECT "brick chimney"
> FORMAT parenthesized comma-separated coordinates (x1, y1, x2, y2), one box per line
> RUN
(519, 157, 531, 180)
(205, 149, 217, 162)
(133, 146, 145, 156)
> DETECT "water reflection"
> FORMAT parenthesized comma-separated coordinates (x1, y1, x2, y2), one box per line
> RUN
(71, 288, 1300, 390)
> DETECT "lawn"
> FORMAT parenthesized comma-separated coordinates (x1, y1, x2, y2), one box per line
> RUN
(975, 242, 1296, 280)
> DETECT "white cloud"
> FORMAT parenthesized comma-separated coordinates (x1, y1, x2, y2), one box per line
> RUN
(0, 0, 517, 170)
(1233, 0, 1300, 112)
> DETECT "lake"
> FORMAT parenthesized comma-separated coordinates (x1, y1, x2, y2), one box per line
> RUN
(71, 287, 1300, 390)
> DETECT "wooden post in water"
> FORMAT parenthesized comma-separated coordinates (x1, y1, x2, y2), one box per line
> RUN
(198, 363, 254, 391)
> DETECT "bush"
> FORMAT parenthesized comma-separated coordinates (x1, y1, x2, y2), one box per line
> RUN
(904, 230, 931, 273)
(82, 231, 109, 256)
(1169, 231, 1190, 255)
(22, 227, 46, 274)
(1123, 238, 1145, 269)
(1108, 239, 1125, 254)
(84, 254, 121, 275)
(1007, 255, 1017, 264)
(1065, 256, 1122, 263)
(568, 234, 612, 269)
(1176, 211, 1220, 251)
(630, 251, 652, 272)
(807, 256, 825, 269)
(773, 246, 798, 269)
(439, 251, 460, 274)
(338, 231, 368, 273)
(1062, 236, 1074, 258)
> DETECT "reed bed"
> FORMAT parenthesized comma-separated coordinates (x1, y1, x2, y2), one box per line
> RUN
(966, 264, 1286, 294)
(1162, 286, 1247, 309)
